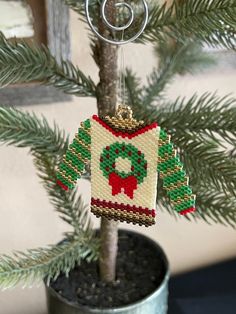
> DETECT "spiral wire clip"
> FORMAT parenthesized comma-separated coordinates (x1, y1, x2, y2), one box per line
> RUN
(85, 0, 149, 45)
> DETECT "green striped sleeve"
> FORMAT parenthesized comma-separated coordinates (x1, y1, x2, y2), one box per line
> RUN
(157, 128, 196, 215)
(56, 119, 91, 190)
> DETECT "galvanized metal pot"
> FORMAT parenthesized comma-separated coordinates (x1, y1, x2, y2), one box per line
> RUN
(45, 230, 170, 314)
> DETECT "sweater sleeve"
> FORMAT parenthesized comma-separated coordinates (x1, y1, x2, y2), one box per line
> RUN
(56, 119, 91, 191)
(157, 128, 196, 215)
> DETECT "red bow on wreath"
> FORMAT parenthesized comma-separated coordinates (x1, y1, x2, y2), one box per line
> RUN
(109, 172, 138, 199)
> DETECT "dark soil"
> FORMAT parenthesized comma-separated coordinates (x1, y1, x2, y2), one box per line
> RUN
(50, 230, 167, 309)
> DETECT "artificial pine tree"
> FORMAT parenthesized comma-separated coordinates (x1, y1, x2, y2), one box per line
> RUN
(0, 0, 236, 291)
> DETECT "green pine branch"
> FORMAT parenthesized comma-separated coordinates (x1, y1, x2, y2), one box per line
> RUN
(49, 60, 96, 96)
(154, 93, 236, 148)
(143, 41, 216, 104)
(179, 133, 236, 196)
(141, 0, 236, 49)
(0, 106, 68, 154)
(0, 33, 96, 97)
(125, 40, 216, 108)
(0, 233, 99, 289)
(194, 185, 236, 227)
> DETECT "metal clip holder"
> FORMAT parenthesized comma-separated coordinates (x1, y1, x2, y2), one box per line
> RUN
(85, 0, 149, 45)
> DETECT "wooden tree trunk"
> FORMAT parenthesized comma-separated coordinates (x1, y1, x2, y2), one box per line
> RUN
(96, 0, 119, 283)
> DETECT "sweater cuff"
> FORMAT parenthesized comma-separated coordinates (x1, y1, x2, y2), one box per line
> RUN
(57, 180, 69, 191)
(179, 207, 196, 215)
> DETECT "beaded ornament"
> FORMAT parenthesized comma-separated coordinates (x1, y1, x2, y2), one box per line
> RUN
(56, 106, 196, 227)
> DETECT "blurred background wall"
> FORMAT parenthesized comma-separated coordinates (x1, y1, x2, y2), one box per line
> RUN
(0, 10, 236, 314)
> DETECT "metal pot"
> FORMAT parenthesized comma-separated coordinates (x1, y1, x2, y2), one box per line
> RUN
(45, 230, 170, 314)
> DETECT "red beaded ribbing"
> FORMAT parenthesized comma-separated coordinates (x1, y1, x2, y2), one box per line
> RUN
(91, 198, 156, 217)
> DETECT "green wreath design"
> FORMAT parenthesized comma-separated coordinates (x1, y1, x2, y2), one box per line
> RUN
(100, 142, 147, 184)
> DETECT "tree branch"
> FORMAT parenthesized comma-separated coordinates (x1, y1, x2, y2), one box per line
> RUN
(0, 33, 96, 97)
(140, 0, 236, 49)
(0, 233, 99, 289)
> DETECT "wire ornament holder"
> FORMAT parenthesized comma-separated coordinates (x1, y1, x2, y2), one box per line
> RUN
(85, 0, 149, 45)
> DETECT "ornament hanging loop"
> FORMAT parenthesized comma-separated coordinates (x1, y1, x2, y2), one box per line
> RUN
(116, 105, 133, 120)
(85, 0, 149, 45)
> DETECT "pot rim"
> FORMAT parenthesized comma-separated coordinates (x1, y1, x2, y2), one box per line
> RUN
(45, 229, 170, 313)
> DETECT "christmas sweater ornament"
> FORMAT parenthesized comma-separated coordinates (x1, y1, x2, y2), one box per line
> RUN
(56, 106, 196, 227)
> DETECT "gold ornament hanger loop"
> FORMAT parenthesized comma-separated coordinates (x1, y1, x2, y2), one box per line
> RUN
(116, 104, 133, 120)
(103, 105, 144, 131)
